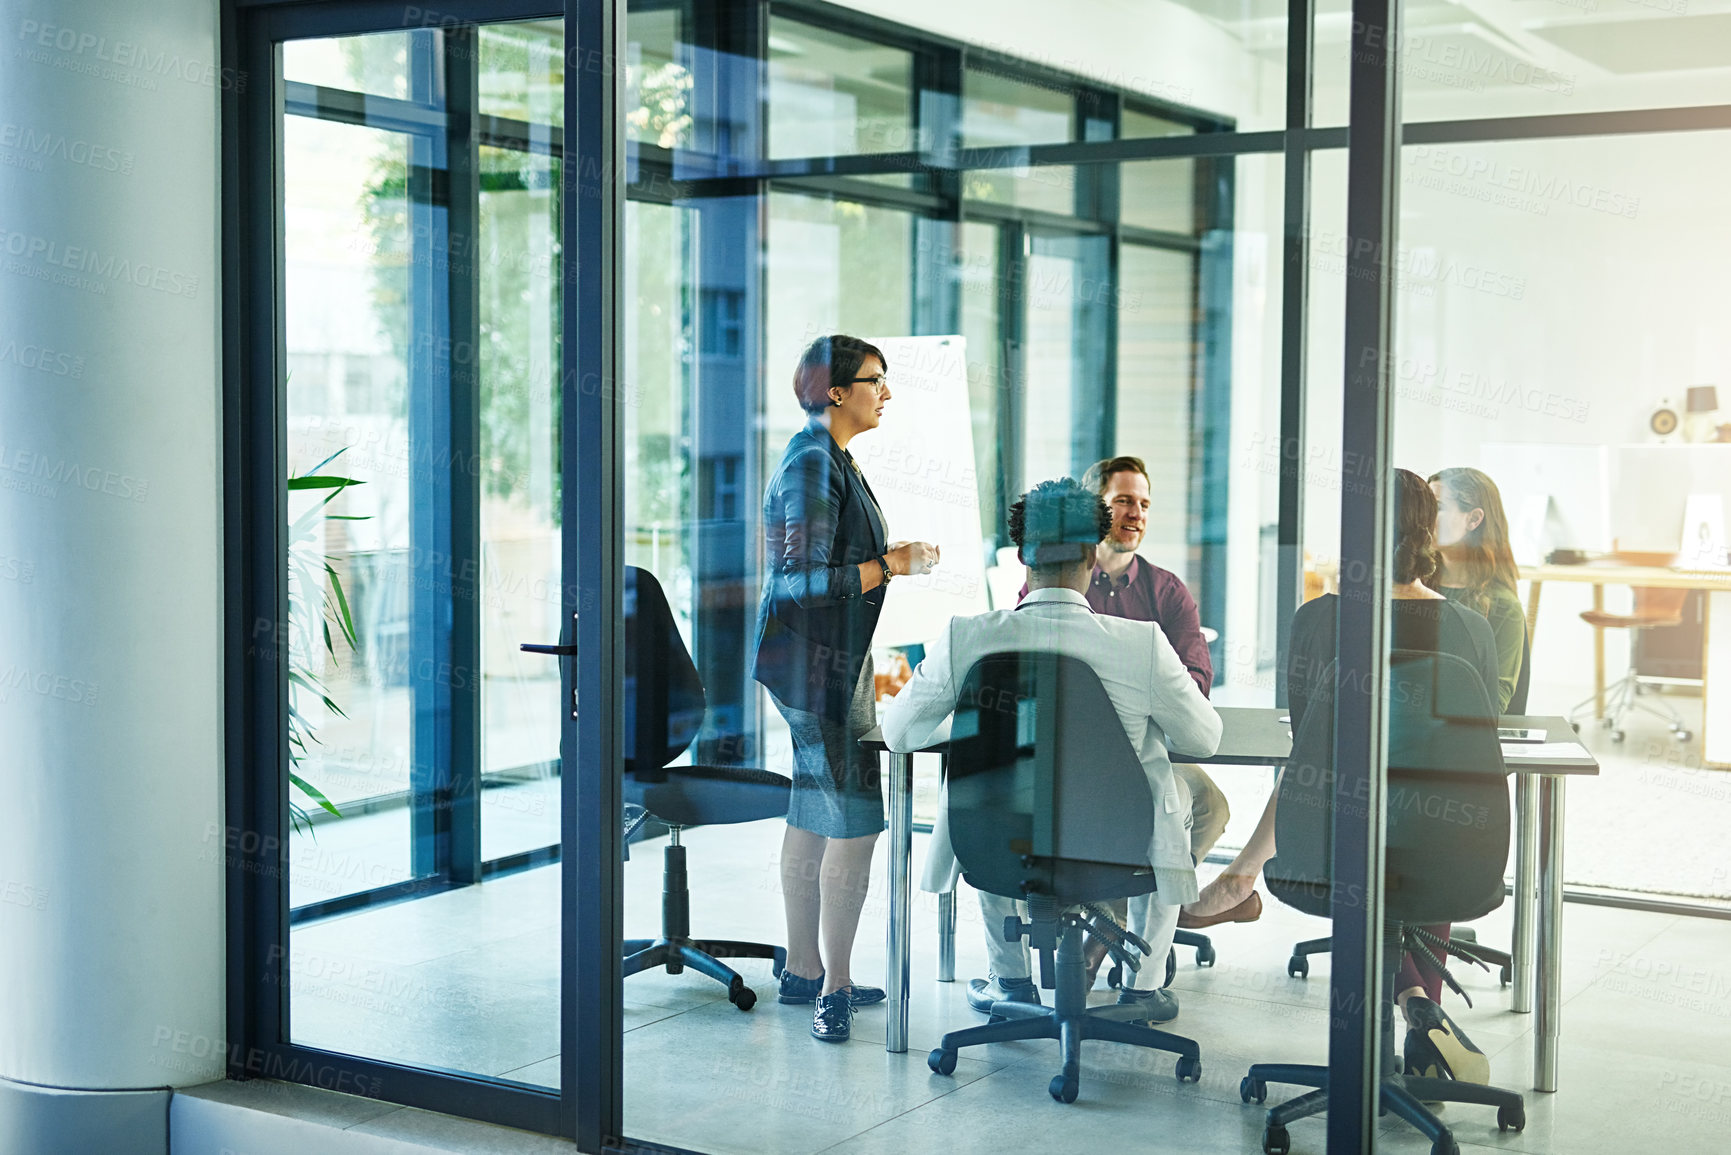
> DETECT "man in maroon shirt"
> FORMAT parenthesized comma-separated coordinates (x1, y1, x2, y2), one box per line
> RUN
(1022, 457, 1262, 968)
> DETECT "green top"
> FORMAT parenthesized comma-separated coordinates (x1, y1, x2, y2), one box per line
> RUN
(1438, 582, 1525, 711)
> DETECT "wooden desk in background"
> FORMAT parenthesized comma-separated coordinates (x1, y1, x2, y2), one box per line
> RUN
(1521, 563, 1731, 768)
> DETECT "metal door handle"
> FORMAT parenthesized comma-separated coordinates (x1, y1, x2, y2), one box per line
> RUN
(520, 643, 579, 656)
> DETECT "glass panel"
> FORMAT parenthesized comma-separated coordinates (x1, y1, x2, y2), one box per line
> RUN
(1396, 4, 1731, 121)
(281, 21, 564, 1093)
(958, 220, 1004, 551)
(478, 143, 562, 863)
(626, 7, 693, 150)
(1020, 232, 1110, 484)
(764, 192, 914, 453)
(478, 20, 565, 127)
(284, 114, 414, 905)
(962, 69, 1078, 214)
(282, 30, 416, 100)
(623, 200, 694, 614)
(768, 17, 916, 159)
(1114, 243, 1197, 576)
(1397, 129, 1731, 897)
(1120, 114, 1197, 234)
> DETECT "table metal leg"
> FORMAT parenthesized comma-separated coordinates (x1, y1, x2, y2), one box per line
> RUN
(1592, 585, 1606, 719)
(1511, 774, 1539, 1014)
(937, 889, 956, 982)
(886, 750, 914, 1054)
(1534, 774, 1566, 1092)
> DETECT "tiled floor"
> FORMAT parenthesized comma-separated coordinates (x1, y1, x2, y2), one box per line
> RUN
(281, 688, 1731, 1154)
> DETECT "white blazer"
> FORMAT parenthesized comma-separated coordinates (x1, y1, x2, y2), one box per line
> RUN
(880, 586, 1222, 905)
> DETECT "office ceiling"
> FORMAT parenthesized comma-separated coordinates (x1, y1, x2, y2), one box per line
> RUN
(1168, 0, 1731, 92)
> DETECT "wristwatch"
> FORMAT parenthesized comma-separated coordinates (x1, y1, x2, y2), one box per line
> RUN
(878, 555, 894, 584)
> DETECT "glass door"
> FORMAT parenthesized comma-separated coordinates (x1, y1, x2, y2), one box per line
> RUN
(241, 7, 582, 1134)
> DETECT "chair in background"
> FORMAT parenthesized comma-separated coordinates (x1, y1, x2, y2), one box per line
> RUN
(1244, 650, 1526, 1155)
(926, 651, 1203, 1103)
(1287, 628, 1532, 987)
(1570, 575, 1692, 743)
(621, 566, 791, 1011)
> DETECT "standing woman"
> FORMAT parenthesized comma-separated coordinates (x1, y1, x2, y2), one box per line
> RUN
(1427, 467, 1526, 712)
(752, 334, 941, 1044)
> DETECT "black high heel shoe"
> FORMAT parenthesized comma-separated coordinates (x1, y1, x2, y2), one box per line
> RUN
(1402, 996, 1489, 1084)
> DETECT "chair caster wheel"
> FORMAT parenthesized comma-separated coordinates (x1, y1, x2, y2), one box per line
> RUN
(1500, 964, 1512, 987)
(1240, 1075, 1267, 1104)
(1176, 1054, 1202, 1083)
(1049, 1074, 1078, 1103)
(928, 1048, 957, 1076)
(1262, 1124, 1291, 1155)
(1611, 729, 1626, 743)
(1430, 1136, 1460, 1155)
(1106, 964, 1123, 990)
(1196, 941, 1217, 967)
(1675, 729, 1693, 742)
(1569, 721, 1580, 733)
(728, 979, 756, 1011)
(1164, 949, 1177, 989)
(1498, 1103, 1526, 1132)
(1288, 954, 1309, 979)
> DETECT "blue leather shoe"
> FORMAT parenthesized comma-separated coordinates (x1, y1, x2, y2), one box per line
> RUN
(966, 975, 1040, 1014)
(811, 991, 853, 1042)
(1115, 985, 1180, 1023)
(779, 970, 824, 1004)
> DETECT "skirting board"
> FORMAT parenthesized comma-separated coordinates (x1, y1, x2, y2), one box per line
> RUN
(0, 1077, 169, 1155)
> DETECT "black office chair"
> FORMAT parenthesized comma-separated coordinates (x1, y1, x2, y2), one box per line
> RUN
(925, 651, 1204, 1103)
(1287, 628, 1530, 987)
(621, 566, 791, 1011)
(1243, 650, 1526, 1155)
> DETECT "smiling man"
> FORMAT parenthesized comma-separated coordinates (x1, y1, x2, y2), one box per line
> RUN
(1078, 456, 1258, 933)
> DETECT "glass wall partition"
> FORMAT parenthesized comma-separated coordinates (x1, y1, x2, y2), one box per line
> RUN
(231, 0, 1467, 1146)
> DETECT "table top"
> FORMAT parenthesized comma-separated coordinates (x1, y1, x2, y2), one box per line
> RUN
(1521, 562, 1731, 591)
(1181, 709, 1598, 776)
(864, 711, 1600, 776)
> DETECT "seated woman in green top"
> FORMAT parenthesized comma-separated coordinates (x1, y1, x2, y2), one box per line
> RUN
(1426, 467, 1526, 712)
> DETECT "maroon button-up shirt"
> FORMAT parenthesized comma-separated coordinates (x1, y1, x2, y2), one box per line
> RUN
(1022, 555, 1213, 697)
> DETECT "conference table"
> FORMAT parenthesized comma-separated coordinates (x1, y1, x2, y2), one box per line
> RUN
(863, 707, 1599, 1094)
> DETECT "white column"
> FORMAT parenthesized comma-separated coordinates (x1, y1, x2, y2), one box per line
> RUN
(0, 0, 225, 1120)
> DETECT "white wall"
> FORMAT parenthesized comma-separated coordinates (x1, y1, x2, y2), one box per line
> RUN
(0, 0, 225, 1093)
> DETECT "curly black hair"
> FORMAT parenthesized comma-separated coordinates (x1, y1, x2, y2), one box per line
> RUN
(1008, 478, 1112, 567)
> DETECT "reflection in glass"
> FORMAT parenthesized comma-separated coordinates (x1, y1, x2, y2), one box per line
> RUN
(1120, 113, 1197, 235)
(627, 7, 692, 150)
(962, 69, 1078, 214)
(284, 115, 414, 904)
(282, 31, 416, 100)
(478, 143, 563, 861)
(1115, 244, 1197, 575)
(478, 21, 565, 127)
(768, 17, 915, 159)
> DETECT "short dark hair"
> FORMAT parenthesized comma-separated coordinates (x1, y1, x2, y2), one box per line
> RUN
(1082, 455, 1149, 496)
(792, 334, 888, 415)
(1393, 467, 1440, 585)
(1008, 478, 1112, 568)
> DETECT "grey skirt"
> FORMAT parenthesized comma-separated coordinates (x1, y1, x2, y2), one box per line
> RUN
(770, 656, 884, 839)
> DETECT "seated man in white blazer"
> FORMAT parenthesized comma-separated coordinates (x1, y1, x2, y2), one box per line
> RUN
(881, 478, 1222, 1022)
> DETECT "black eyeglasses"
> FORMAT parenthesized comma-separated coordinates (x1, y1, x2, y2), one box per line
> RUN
(849, 374, 889, 389)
